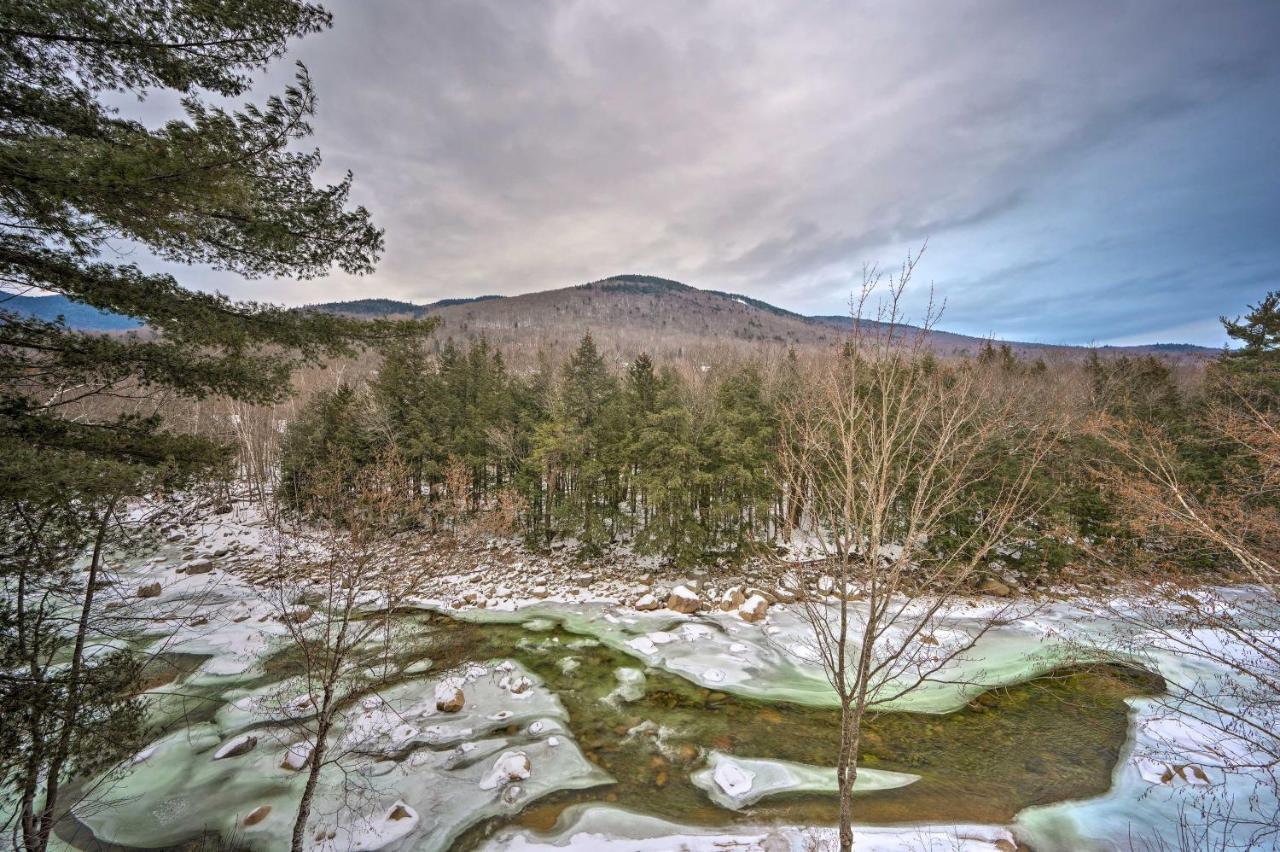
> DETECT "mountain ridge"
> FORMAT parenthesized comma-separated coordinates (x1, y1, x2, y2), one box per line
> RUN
(4, 278, 1219, 359)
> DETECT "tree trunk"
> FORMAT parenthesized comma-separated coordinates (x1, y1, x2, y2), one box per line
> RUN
(26, 504, 113, 852)
(291, 690, 335, 852)
(835, 699, 862, 852)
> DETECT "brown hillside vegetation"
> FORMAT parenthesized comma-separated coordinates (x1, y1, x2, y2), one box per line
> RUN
(310, 274, 1216, 366)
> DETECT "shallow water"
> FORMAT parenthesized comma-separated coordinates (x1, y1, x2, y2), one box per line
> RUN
(383, 611, 1160, 848)
(61, 608, 1160, 851)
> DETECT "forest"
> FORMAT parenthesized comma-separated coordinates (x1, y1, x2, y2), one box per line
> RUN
(271, 305, 1276, 583)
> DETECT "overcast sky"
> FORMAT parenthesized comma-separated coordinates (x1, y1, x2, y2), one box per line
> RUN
(178, 1, 1280, 346)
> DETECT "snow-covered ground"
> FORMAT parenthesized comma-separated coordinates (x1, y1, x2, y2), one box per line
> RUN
(42, 502, 1280, 852)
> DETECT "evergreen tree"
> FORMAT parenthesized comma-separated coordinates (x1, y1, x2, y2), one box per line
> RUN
(279, 383, 375, 510)
(0, 5, 429, 848)
(1220, 290, 1280, 399)
(705, 366, 777, 554)
(632, 370, 709, 565)
(532, 333, 623, 553)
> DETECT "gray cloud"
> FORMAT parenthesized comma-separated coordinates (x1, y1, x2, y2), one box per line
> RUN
(185, 0, 1280, 345)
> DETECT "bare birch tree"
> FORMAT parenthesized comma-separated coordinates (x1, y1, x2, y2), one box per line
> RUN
(775, 254, 1051, 851)
(261, 450, 432, 852)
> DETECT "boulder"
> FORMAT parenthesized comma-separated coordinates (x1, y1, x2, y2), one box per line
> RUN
(634, 593, 661, 611)
(137, 582, 162, 599)
(667, 585, 702, 614)
(719, 587, 746, 611)
(435, 684, 465, 713)
(480, 750, 532, 790)
(979, 577, 1012, 597)
(183, 558, 214, 575)
(212, 734, 257, 760)
(280, 742, 313, 771)
(243, 805, 271, 826)
(739, 595, 769, 623)
(773, 586, 798, 603)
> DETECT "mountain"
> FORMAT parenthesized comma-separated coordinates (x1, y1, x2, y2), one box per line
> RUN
(4, 279, 1218, 361)
(1, 294, 142, 332)
(309, 274, 1217, 361)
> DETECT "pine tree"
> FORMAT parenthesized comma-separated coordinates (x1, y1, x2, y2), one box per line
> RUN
(0, 5, 430, 848)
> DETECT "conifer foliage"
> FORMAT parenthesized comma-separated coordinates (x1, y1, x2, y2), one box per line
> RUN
(0, 4, 429, 850)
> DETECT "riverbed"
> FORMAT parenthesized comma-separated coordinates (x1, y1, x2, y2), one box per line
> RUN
(35, 509, 1280, 852)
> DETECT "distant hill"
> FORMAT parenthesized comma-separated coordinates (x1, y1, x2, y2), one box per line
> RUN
(4, 281, 1219, 361)
(309, 294, 502, 318)
(2, 294, 142, 332)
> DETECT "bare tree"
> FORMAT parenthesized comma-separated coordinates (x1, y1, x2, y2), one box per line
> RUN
(1089, 384, 1280, 849)
(774, 253, 1051, 852)
(260, 450, 431, 852)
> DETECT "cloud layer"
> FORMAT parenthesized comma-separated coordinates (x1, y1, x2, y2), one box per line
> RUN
(201, 1, 1280, 345)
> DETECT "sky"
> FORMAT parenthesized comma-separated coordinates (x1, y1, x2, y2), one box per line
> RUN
(155, 1, 1280, 346)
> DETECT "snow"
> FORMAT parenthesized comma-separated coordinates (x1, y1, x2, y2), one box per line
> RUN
(691, 751, 918, 810)
(211, 733, 257, 760)
(64, 503, 1280, 852)
(481, 804, 1018, 851)
(713, 759, 755, 798)
(480, 751, 533, 790)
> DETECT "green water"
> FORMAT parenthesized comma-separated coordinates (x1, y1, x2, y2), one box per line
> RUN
(63, 610, 1161, 851)
(377, 612, 1160, 848)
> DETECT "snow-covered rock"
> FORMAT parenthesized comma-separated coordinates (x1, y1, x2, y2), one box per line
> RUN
(667, 585, 701, 614)
(738, 594, 769, 623)
(436, 681, 466, 713)
(479, 751, 532, 790)
(212, 733, 257, 760)
(634, 593, 660, 611)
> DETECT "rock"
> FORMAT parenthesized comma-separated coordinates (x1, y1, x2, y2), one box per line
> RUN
(739, 594, 769, 623)
(495, 585, 512, 598)
(281, 742, 313, 770)
(183, 558, 213, 574)
(284, 606, 313, 624)
(137, 582, 162, 598)
(719, 587, 746, 610)
(388, 803, 413, 821)
(480, 750, 532, 790)
(243, 805, 271, 826)
(212, 734, 257, 760)
(746, 587, 777, 604)
(435, 683, 465, 713)
(979, 577, 1012, 597)
(531, 585, 549, 598)
(507, 675, 533, 695)
(667, 585, 702, 614)
(634, 593, 661, 611)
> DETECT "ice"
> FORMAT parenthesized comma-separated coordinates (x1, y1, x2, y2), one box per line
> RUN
(481, 803, 1019, 851)
(75, 659, 612, 852)
(691, 750, 918, 810)
(603, 667, 646, 704)
(712, 759, 754, 798)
